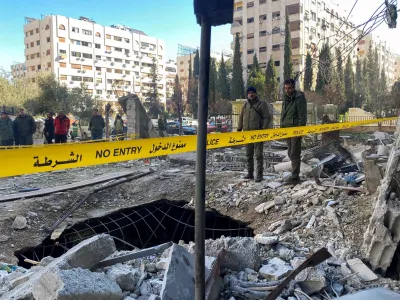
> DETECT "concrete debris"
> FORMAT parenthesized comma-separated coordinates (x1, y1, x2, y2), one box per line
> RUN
(255, 201, 275, 213)
(259, 257, 293, 280)
(11, 215, 27, 230)
(347, 258, 378, 282)
(106, 263, 140, 291)
(254, 234, 278, 246)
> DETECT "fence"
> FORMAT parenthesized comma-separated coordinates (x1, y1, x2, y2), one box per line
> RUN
(1, 106, 16, 115)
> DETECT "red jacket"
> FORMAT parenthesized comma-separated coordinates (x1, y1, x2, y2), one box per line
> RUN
(54, 115, 70, 135)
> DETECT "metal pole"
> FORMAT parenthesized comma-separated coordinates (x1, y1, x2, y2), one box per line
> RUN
(105, 103, 111, 138)
(195, 18, 211, 300)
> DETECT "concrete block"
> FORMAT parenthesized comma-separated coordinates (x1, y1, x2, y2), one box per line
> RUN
(291, 257, 326, 295)
(107, 264, 140, 291)
(32, 267, 123, 300)
(12, 216, 27, 230)
(259, 257, 293, 280)
(347, 258, 378, 282)
(254, 234, 278, 245)
(159, 244, 195, 300)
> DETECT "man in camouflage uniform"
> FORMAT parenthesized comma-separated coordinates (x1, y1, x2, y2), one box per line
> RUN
(281, 79, 307, 185)
(238, 86, 272, 182)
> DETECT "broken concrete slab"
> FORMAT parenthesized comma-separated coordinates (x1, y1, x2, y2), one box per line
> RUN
(254, 234, 278, 246)
(259, 257, 293, 280)
(290, 257, 326, 295)
(106, 263, 140, 292)
(347, 258, 378, 282)
(335, 287, 400, 299)
(11, 216, 27, 230)
(159, 244, 195, 300)
(255, 201, 275, 213)
(32, 267, 123, 300)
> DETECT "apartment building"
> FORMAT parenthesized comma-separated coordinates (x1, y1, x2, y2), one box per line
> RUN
(396, 55, 400, 80)
(231, 0, 359, 87)
(165, 60, 177, 99)
(10, 62, 26, 79)
(357, 32, 397, 85)
(21, 15, 167, 105)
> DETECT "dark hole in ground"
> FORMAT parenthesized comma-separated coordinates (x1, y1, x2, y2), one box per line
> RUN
(15, 199, 253, 269)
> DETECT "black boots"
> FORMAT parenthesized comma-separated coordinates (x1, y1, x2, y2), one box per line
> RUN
(255, 172, 263, 182)
(244, 172, 254, 180)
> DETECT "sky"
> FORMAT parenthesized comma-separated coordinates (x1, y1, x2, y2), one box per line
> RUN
(0, 0, 398, 70)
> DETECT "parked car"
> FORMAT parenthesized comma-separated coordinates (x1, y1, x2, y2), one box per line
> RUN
(182, 117, 198, 127)
(207, 122, 230, 133)
(166, 122, 197, 135)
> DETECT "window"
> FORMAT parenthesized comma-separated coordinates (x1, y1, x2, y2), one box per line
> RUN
(106, 34, 111, 39)
(311, 11, 316, 21)
(60, 49, 67, 55)
(106, 68, 112, 73)
(115, 58, 123, 63)
(36, 28, 39, 33)
(247, 33, 254, 39)
(36, 53, 40, 58)
(26, 44, 29, 48)
(290, 21, 300, 31)
(125, 60, 130, 64)
(26, 55, 29, 60)
(125, 70, 130, 75)
(274, 61, 280, 66)
(81, 41, 91, 47)
(72, 27, 79, 33)
(59, 25, 65, 30)
(260, 14, 267, 21)
(134, 51, 139, 55)
(83, 53, 92, 59)
(96, 90, 102, 95)
(272, 12, 280, 18)
(247, 1, 254, 7)
(125, 49, 130, 55)
(286, 4, 300, 15)
(60, 75, 67, 80)
(107, 57, 112, 61)
(45, 24, 49, 30)
(71, 64, 81, 69)
(115, 47, 122, 52)
(260, 0, 266, 4)
(272, 27, 280, 34)
(75, 40, 81, 46)
(114, 36, 122, 42)
(236, 6, 243, 11)
(72, 51, 81, 57)
(134, 61, 139, 66)
(59, 37, 66, 43)
(25, 32, 28, 37)
(247, 17, 254, 23)
(47, 62, 51, 68)
(30, 66, 35, 71)
(292, 37, 300, 49)
(46, 49, 50, 56)
(37, 65, 41, 70)
(30, 42, 34, 47)
(83, 77, 93, 82)
(259, 47, 267, 52)
(115, 69, 123, 74)
(95, 44, 101, 49)
(260, 31, 267, 36)
(30, 54, 34, 59)
(82, 29, 92, 35)
(272, 44, 280, 51)
(30, 30, 33, 35)
(96, 67, 101, 71)
(96, 78, 102, 83)
(95, 32, 101, 37)
(358, 40, 366, 45)
(106, 46, 111, 51)
(36, 40, 40, 46)
(72, 76, 82, 81)
(107, 79, 113, 84)
(96, 55, 101, 60)
(60, 62, 66, 68)
(47, 37, 50, 43)
(247, 49, 254, 54)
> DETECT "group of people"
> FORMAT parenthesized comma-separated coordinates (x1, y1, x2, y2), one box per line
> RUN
(238, 78, 307, 185)
(0, 108, 37, 146)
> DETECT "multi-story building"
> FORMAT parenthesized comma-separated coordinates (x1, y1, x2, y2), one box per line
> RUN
(357, 32, 397, 85)
(231, 0, 359, 88)
(20, 15, 167, 105)
(165, 60, 177, 100)
(10, 62, 26, 79)
(396, 55, 400, 81)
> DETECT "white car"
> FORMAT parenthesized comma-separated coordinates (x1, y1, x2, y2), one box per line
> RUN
(182, 117, 198, 127)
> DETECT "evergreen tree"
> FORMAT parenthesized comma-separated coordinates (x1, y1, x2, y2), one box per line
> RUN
(304, 52, 313, 91)
(171, 75, 185, 134)
(316, 43, 332, 94)
(362, 57, 371, 105)
(193, 49, 200, 78)
(187, 55, 192, 111)
(344, 56, 354, 109)
(218, 54, 230, 100)
(250, 53, 260, 73)
(230, 33, 245, 100)
(366, 42, 378, 103)
(247, 54, 266, 99)
(144, 57, 162, 118)
(283, 13, 293, 80)
(335, 48, 344, 84)
(265, 56, 279, 103)
(209, 58, 218, 112)
(354, 57, 363, 107)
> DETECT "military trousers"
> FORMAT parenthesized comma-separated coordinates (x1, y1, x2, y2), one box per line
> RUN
(286, 137, 302, 177)
(246, 142, 264, 174)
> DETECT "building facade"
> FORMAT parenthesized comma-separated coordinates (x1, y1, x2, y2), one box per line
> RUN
(10, 62, 26, 79)
(357, 32, 397, 86)
(165, 60, 177, 100)
(21, 15, 167, 104)
(396, 55, 400, 81)
(231, 0, 359, 87)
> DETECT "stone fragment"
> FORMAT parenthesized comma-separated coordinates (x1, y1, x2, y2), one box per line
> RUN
(0, 235, 10, 242)
(274, 196, 285, 206)
(205, 237, 261, 271)
(107, 263, 140, 291)
(347, 258, 378, 282)
(255, 203, 267, 213)
(291, 257, 326, 295)
(276, 219, 294, 234)
(146, 263, 157, 273)
(155, 259, 168, 271)
(332, 283, 344, 296)
(254, 234, 278, 245)
(268, 182, 282, 189)
(40, 256, 55, 267)
(12, 216, 27, 230)
(259, 257, 293, 280)
(159, 244, 195, 300)
(9, 275, 29, 289)
(292, 188, 310, 198)
(32, 267, 122, 300)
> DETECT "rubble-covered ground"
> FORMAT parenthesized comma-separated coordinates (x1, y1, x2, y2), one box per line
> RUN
(0, 141, 399, 299)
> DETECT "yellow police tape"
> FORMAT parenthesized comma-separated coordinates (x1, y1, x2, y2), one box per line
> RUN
(0, 117, 397, 178)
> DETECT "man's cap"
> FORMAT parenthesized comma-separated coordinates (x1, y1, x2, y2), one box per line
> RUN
(247, 86, 257, 94)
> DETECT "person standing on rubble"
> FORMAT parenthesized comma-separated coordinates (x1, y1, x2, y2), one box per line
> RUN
(281, 79, 307, 185)
(237, 86, 272, 182)
(43, 112, 55, 144)
(0, 112, 14, 146)
(54, 111, 70, 143)
(13, 108, 36, 146)
(89, 108, 105, 140)
(158, 115, 167, 137)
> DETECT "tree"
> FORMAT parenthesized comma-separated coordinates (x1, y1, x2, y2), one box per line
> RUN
(316, 43, 332, 94)
(362, 57, 371, 105)
(283, 12, 293, 80)
(335, 47, 344, 84)
(68, 83, 100, 121)
(209, 58, 218, 112)
(247, 54, 265, 100)
(354, 57, 364, 108)
(217, 54, 230, 100)
(171, 75, 185, 135)
(344, 56, 354, 110)
(265, 56, 279, 103)
(193, 49, 200, 78)
(187, 55, 193, 114)
(230, 33, 245, 100)
(304, 52, 313, 91)
(144, 57, 163, 118)
(391, 80, 400, 112)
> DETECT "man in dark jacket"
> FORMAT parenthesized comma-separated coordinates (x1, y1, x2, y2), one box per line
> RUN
(43, 112, 55, 144)
(0, 112, 14, 146)
(54, 111, 70, 143)
(89, 108, 105, 140)
(13, 108, 36, 145)
(281, 79, 307, 185)
(238, 86, 272, 182)
(157, 115, 167, 137)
